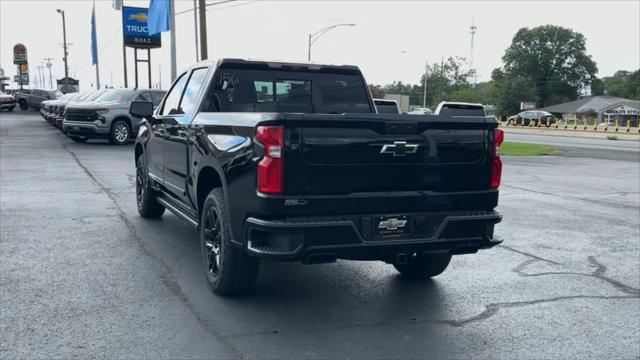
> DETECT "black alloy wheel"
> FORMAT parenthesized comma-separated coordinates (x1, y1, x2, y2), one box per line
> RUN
(203, 207, 223, 277)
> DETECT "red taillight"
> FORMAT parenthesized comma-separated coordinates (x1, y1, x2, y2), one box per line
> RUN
(490, 129, 504, 189)
(256, 126, 283, 194)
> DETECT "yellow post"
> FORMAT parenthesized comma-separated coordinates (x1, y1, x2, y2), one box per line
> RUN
(564, 118, 569, 129)
(554, 117, 559, 128)
(593, 118, 598, 131)
(627, 120, 631, 132)
(583, 118, 588, 130)
(573, 119, 578, 130)
(529, 117, 533, 127)
(604, 121, 608, 132)
(537, 114, 541, 127)
(615, 119, 619, 132)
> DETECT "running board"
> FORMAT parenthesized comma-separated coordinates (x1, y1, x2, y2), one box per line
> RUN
(157, 197, 199, 229)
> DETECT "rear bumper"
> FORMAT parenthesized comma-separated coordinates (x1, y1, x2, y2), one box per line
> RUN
(243, 210, 502, 262)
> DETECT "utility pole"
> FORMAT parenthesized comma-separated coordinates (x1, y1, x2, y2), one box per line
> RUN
(37, 65, 45, 88)
(43, 57, 54, 88)
(193, 0, 199, 61)
(422, 60, 428, 108)
(158, 63, 162, 89)
(56, 9, 69, 80)
(469, 19, 477, 87)
(198, 0, 208, 60)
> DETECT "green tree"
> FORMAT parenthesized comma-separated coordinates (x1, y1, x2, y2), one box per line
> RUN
(368, 84, 385, 99)
(491, 68, 536, 116)
(502, 25, 597, 107)
(600, 70, 640, 99)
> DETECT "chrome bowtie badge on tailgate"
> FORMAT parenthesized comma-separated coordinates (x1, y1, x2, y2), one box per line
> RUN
(380, 141, 419, 156)
(378, 218, 407, 231)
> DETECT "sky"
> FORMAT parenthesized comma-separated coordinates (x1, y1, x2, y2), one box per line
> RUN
(1, 0, 639, 91)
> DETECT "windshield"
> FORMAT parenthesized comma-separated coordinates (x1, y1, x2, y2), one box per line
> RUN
(48, 90, 63, 98)
(94, 89, 137, 103)
(205, 66, 372, 113)
(86, 89, 111, 101)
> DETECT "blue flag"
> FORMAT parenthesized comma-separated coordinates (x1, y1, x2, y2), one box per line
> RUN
(148, 0, 171, 36)
(91, 1, 98, 65)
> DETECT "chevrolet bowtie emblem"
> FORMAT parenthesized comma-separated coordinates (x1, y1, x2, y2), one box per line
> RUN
(378, 218, 407, 231)
(380, 141, 419, 156)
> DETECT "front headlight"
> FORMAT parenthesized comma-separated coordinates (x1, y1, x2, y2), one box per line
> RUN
(96, 109, 110, 115)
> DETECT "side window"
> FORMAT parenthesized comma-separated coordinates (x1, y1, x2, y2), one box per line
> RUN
(179, 68, 208, 115)
(254, 81, 273, 102)
(161, 72, 189, 116)
(135, 92, 151, 102)
(151, 91, 165, 106)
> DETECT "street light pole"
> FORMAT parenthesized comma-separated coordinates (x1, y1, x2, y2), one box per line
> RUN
(401, 51, 429, 109)
(56, 9, 69, 81)
(307, 23, 355, 61)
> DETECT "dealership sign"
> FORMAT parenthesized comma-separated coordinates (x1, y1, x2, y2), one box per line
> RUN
(122, 7, 161, 48)
(520, 101, 537, 110)
(602, 103, 640, 115)
(13, 44, 27, 65)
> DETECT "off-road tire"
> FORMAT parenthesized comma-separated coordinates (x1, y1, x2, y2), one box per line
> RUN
(393, 253, 452, 279)
(109, 119, 130, 145)
(69, 136, 89, 143)
(136, 156, 165, 218)
(201, 188, 259, 296)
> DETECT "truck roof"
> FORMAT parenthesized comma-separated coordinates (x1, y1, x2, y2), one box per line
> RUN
(186, 58, 362, 74)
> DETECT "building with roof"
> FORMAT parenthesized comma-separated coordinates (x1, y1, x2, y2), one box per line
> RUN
(541, 95, 640, 126)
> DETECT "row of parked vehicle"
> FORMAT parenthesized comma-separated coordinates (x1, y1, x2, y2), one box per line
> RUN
(39, 88, 166, 144)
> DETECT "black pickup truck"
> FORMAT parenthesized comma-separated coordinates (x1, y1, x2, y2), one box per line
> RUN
(131, 59, 503, 295)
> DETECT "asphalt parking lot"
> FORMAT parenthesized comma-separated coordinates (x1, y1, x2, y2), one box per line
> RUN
(1, 111, 639, 359)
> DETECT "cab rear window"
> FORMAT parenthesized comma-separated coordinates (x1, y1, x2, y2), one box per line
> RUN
(205, 67, 372, 114)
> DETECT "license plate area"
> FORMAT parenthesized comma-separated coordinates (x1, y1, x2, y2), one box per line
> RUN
(375, 215, 411, 237)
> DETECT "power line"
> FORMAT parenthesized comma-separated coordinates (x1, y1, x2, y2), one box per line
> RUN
(176, 0, 258, 15)
(176, 0, 236, 15)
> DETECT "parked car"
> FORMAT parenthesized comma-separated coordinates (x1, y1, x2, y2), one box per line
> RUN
(507, 110, 553, 126)
(41, 92, 77, 124)
(0, 92, 16, 111)
(374, 98, 401, 114)
(15, 89, 63, 110)
(132, 58, 503, 295)
(63, 89, 166, 144)
(434, 101, 487, 116)
(407, 107, 433, 115)
(54, 89, 111, 129)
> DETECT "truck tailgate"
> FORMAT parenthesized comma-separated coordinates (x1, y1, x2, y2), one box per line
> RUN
(281, 114, 494, 195)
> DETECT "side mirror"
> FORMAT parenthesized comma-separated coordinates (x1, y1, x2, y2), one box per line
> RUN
(130, 101, 154, 118)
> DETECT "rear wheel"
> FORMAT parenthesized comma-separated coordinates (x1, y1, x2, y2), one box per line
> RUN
(69, 136, 88, 143)
(110, 119, 130, 145)
(136, 156, 165, 218)
(393, 253, 452, 279)
(201, 188, 259, 296)
(18, 100, 27, 110)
